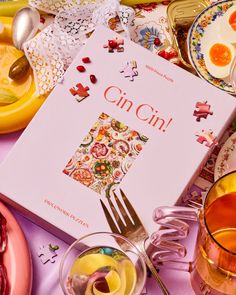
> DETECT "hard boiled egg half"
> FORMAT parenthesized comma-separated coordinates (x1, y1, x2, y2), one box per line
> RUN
(204, 41, 235, 78)
(220, 5, 236, 43)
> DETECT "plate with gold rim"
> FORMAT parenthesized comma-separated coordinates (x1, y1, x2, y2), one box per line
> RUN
(214, 132, 236, 180)
(187, 0, 236, 94)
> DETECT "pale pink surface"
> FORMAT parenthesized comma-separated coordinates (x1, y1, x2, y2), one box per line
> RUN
(0, 131, 196, 295)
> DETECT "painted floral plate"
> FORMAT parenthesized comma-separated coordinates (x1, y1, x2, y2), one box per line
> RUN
(187, 0, 236, 94)
(214, 132, 236, 180)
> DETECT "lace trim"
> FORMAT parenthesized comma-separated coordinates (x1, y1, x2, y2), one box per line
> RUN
(25, 0, 134, 95)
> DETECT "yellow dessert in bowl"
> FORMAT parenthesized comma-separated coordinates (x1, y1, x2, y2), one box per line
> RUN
(0, 16, 46, 134)
(60, 232, 147, 295)
(68, 247, 137, 295)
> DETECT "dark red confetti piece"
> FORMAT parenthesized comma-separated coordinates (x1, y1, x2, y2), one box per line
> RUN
(154, 38, 161, 46)
(108, 40, 118, 49)
(76, 65, 86, 72)
(90, 74, 97, 84)
(82, 57, 91, 63)
(40, 16, 46, 24)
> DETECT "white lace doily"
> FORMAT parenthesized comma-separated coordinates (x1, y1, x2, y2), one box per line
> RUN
(25, 0, 134, 95)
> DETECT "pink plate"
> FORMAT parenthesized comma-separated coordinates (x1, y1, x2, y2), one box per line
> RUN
(0, 202, 32, 295)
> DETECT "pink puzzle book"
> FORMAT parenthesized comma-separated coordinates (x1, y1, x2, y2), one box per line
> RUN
(0, 26, 235, 240)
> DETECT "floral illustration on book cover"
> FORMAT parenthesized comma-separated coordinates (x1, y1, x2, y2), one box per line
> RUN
(63, 112, 148, 197)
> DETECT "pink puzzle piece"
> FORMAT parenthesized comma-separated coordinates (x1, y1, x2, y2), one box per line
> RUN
(38, 244, 58, 264)
(103, 38, 124, 53)
(193, 101, 213, 121)
(120, 61, 138, 81)
(69, 83, 90, 102)
(196, 129, 217, 148)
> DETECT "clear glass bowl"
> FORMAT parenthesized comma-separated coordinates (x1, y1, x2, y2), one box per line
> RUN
(59, 232, 147, 295)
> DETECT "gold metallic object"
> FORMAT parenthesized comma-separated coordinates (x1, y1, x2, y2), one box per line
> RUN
(167, 0, 210, 72)
(100, 189, 171, 295)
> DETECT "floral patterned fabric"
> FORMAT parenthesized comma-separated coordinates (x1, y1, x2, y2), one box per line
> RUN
(104, 2, 175, 56)
(130, 2, 178, 64)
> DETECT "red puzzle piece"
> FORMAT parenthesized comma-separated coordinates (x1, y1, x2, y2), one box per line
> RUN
(69, 83, 90, 102)
(193, 101, 213, 121)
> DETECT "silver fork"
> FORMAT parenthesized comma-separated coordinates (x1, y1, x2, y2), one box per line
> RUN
(100, 189, 171, 295)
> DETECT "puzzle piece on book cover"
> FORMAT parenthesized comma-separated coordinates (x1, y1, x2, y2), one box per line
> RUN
(38, 244, 59, 264)
(103, 38, 124, 53)
(193, 101, 213, 121)
(69, 83, 90, 102)
(196, 129, 217, 147)
(120, 61, 138, 81)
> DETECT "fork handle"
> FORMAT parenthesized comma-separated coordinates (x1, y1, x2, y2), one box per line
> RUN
(140, 249, 171, 295)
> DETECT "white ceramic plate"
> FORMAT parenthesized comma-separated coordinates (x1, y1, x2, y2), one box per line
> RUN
(188, 0, 236, 94)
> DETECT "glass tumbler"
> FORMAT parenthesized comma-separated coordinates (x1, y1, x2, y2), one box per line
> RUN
(152, 171, 236, 295)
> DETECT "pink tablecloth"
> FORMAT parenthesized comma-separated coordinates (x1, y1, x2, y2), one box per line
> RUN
(0, 131, 198, 295)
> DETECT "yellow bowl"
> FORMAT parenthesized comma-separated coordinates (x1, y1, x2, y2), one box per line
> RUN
(0, 17, 46, 134)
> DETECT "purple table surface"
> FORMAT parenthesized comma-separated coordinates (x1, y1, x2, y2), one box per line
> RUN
(0, 131, 197, 295)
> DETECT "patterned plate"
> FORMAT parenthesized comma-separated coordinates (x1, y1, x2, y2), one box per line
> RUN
(214, 132, 236, 180)
(187, 0, 236, 94)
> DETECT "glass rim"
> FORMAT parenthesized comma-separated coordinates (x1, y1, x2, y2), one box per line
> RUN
(203, 170, 236, 256)
(59, 231, 147, 295)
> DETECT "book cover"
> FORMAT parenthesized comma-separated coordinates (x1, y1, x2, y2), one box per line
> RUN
(0, 26, 235, 240)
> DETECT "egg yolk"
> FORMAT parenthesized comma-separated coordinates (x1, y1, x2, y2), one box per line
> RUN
(209, 43, 232, 67)
(229, 10, 236, 30)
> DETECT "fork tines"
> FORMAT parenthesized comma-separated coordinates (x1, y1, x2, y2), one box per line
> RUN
(100, 188, 142, 233)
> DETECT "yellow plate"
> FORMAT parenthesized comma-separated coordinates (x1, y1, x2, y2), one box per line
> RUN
(0, 17, 46, 134)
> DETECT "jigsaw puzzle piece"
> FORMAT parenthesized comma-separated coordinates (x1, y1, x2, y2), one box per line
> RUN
(103, 38, 124, 53)
(69, 83, 90, 102)
(38, 244, 58, 264)
(120, 61, 138, 81)
(193, 101, 213, 121)
(196, 129, 217, 148)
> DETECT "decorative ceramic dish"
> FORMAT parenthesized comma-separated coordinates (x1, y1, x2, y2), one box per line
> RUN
(188, 0, 236, 94)
(0, 16, 46, 134)
(0, 201, 32, 295)
(214, 132, 236, 180)
(167, 0, 209, 71)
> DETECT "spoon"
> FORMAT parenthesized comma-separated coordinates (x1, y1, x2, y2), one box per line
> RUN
(9, 6, 40, 80)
